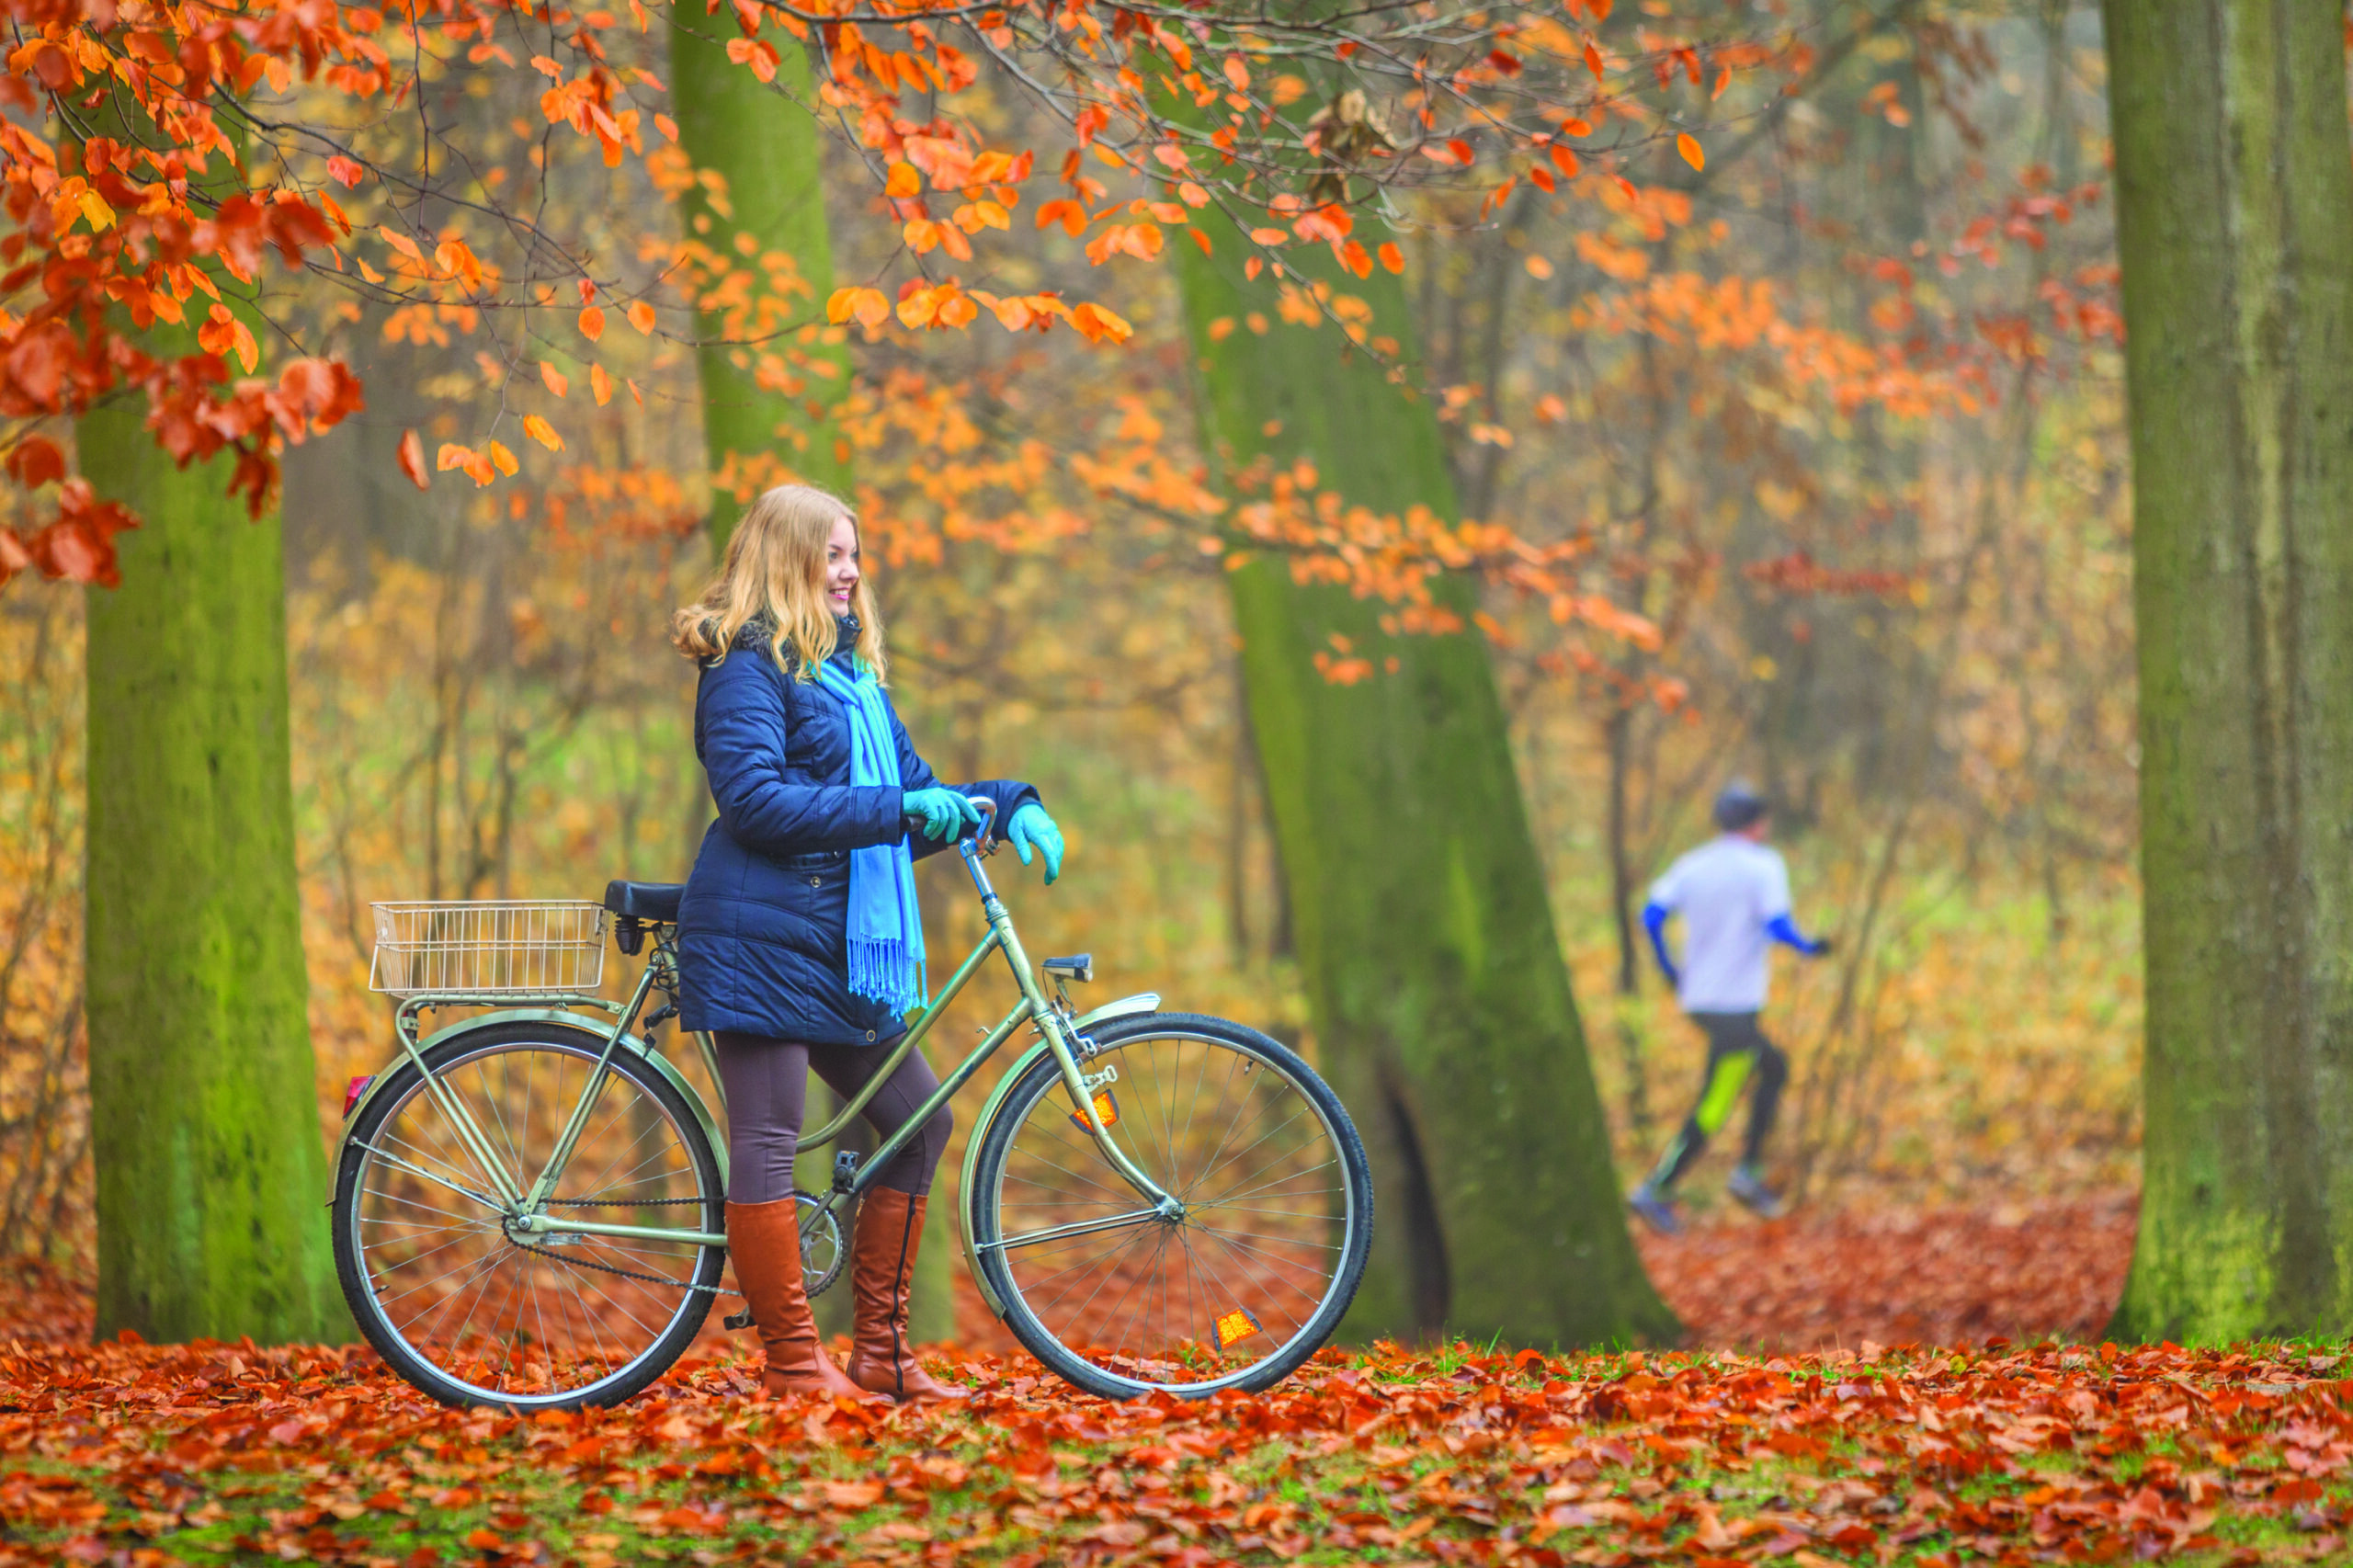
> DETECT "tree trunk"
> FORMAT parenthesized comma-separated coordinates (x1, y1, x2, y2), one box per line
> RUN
(79, 408, 343, 1345)
(1169, 230, 1678, 1348)
(2102, 0, 2353, 1342)
(670, 24, 850, 540)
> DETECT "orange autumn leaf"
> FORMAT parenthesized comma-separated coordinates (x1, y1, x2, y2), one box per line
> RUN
(578, 305, 606, 342)
(590, 363, 614, 406)
(396, 429, 428, 489)
(522, 415, 563, 451)
(1677, 132, 1704, 171)
(826, 287, 892, 330)
(626, 301, 656, 335)
(539, 362, 569, 399)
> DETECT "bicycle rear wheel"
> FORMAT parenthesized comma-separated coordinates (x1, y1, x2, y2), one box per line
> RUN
(333, 1019, 724, 1410)
(968, 1013, 1372, 1399)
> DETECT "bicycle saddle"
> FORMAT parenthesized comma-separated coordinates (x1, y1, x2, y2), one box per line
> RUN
(603, 881, 685, 923)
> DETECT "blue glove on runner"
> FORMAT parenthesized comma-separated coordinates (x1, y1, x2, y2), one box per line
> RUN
(1766, 914, 1833, 958)
(1007, 802, 1064, 885)
(903, 787, 984, 843)
(1641, 902, 1680, 990)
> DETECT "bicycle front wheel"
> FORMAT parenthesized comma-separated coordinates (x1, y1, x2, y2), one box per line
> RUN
(969, 1013, 1372, 1399)
(333, 1019, 724, 1410)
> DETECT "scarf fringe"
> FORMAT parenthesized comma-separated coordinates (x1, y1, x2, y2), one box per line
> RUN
(847, 937, 926, 1018)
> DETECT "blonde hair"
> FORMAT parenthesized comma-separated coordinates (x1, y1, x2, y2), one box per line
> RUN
(670, 483, 888, 682)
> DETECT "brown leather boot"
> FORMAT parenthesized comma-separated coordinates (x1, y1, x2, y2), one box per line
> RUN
(846, 1187, 965, 1403)
(726, 1199, 870, 1401)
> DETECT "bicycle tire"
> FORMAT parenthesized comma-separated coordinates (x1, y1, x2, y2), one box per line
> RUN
(968, 1013, 1372, 1400)
(332, 1019, 724, 1411)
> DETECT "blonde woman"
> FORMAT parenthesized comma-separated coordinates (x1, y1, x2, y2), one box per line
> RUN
(671, 483, 1065, 1403)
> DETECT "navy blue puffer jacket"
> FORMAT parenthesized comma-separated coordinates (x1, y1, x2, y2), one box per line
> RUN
(676, 617, 1040, 1045)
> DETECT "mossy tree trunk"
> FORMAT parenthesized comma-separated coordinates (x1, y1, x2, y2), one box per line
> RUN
(1169, 224, 1678, 1349)
(670, 19, 850, 540)
(669, 26, 953, 1341)
(2102, 0, 2353, 1342)
(79, 398, 343, 1346)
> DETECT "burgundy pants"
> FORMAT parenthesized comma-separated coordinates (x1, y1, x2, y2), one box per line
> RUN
(713, 1031, 952, 1203)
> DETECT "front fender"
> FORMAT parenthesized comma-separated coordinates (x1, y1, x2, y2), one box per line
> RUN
(956, 993, 1160, 1316)
(335, 1008, 729, 1195)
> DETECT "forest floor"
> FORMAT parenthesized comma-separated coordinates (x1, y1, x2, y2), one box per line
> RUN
(5, 1189, 2350, 1568)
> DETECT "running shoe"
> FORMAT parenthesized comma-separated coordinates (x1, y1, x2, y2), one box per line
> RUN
(1727, 1165, 1788, 1220)
(1627, 1185, 1684, 1236)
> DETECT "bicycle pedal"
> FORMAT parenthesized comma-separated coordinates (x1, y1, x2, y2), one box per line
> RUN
(722, 1307, 755, 1332)
(832, 1150, 861, 1193)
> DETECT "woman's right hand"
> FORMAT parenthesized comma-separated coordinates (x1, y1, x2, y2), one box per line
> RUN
(903, 787, 985, 843)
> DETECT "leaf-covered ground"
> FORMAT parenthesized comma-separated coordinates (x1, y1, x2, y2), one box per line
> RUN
(5, 1198, 2349, 1567)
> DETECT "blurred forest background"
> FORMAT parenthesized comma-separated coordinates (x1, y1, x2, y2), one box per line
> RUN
(0, 0, 2140, 1283)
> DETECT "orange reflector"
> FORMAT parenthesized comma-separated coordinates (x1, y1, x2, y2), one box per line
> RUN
(1215, 1306, 1262, 1350)
(1069, 1089, 1120, 1132)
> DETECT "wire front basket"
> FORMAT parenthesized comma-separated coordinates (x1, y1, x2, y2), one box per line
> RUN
(369, 902, 608, 998)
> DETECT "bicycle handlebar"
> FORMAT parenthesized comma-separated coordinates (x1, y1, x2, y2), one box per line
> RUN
(902, 793, 1000, 852)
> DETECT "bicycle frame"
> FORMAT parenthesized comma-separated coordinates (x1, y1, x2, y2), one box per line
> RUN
(348, 827, 1179, 1256)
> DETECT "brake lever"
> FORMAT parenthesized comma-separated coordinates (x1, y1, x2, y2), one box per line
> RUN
(963, 794, 1000, 856)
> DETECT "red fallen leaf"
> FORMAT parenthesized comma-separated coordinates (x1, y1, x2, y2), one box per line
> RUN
(821, 1480, 883, 1509)
(464, 1528, 502, 1549)
(267, 1420, 304, 1444)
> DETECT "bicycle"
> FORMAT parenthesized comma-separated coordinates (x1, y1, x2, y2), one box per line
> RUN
(332, 799, 1374, 1410)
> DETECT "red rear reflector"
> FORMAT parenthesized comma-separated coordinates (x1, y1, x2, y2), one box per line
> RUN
(342, 1075, 375, 1119)
(1069, 1089, 1120, 1132)
(1215, 1307, 1262, 1349)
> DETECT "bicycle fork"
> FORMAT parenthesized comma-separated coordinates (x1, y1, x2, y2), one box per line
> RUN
(961, 835, 1180, 1215)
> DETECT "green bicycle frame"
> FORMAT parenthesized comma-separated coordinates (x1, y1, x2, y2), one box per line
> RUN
(365, 822, 1178, 1256)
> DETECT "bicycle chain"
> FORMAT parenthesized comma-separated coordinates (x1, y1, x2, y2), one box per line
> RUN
(543, 1197, 706, 1207)
(528, 1241, 737, 1298)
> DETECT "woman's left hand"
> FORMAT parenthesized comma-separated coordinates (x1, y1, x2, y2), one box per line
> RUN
(1007, 803, 1064, 885)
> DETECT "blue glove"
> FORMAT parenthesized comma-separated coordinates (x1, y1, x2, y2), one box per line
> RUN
(1007, 802, 1064, 885)
(1766, 914, 1832, 958)
(903, 787, 984, 844)
(1641, 902, 1680, 990)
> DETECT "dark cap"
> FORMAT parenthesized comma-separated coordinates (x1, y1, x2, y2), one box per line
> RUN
(1714, 779, 1768, 832)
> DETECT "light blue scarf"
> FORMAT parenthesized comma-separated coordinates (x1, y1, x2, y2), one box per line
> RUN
(813, 660, 926, 1017)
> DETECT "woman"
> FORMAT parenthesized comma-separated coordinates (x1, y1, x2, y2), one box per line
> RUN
(671, 483, 1064, 1403)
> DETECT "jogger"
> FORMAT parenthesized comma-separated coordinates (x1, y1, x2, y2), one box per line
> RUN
(1628, 780, 1828, 1235)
